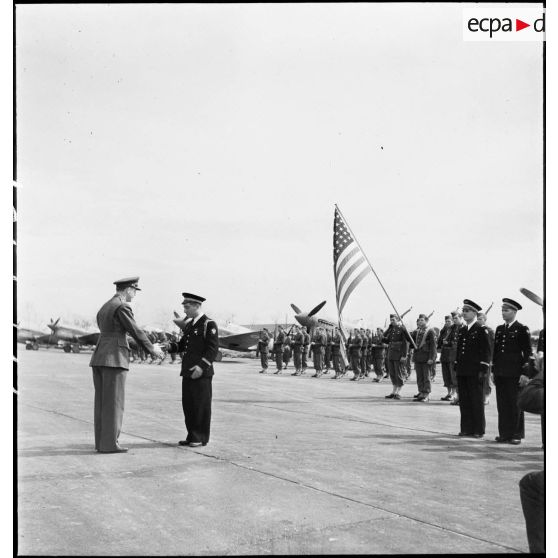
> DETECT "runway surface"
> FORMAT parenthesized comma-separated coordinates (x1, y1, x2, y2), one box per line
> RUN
(17, 350, 543, 555)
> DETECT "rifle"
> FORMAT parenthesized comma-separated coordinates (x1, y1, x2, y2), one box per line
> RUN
(427, 310, 435, 320)
(484, 302, 494, 315)
(400, 306, 412, 319)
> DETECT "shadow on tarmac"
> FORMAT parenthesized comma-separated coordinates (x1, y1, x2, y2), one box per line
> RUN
(19, 441, 174, 457)
(346, 432, 544, 471)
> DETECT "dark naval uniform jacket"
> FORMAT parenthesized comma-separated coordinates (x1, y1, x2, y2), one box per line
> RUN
(493, 321, 534, 378)
(455, 322, 491, 376)
(172, 315, 219, 379)
(383, 324, 410, 360)
(90, 295, 155, 370)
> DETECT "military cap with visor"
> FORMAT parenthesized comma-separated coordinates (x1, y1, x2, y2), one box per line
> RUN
(502, 298, 522, 311)
(462, 299, 482, 312)
(181, 292, 206, 303)
(114, 276, 141, 290)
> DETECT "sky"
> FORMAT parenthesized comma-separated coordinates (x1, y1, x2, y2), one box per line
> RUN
(15, 3, 545, 333)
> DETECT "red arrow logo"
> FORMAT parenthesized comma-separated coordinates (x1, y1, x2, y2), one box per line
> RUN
(516, 19, 530, 31)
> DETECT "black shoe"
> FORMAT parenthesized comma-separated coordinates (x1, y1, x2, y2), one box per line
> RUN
(393, 394, 401, 400)
(495, 436, 510, 443)
(178, 440, 191, 446)
(473, 434, 484, 439)
(99, 447, 128, 453)
(458, 432, 473, 437)
(385, 393, 395, 399)
(413, 393, 421, 399)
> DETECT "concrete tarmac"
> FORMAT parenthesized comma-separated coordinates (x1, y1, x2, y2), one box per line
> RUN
(17, 350, 543, 555)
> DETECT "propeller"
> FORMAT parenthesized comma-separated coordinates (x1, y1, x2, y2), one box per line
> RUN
(47, 317, 61, 332)
(290, 304, 302, 314)
(520, 288, 543, 307)
(308, 301, 326, 317)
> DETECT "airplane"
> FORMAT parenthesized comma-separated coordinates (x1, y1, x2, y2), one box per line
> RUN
(16, 325, 49, 350)
(291, 301, 414, 334)
(172, 312, 262, 361)
(35, 318, 100, 353)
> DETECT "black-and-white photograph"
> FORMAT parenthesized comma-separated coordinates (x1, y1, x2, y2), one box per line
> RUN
(14, 2, 546, 555)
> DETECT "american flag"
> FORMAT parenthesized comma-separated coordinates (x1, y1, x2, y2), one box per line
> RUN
(333, 207, 371, 316)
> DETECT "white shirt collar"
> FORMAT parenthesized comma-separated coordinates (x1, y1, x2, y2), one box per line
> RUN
(191, 313, 203, 325)
(504, 319, 516, 328)
(466, 320, 476, 330)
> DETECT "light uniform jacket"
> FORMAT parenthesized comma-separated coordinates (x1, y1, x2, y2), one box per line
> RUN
(383, 324, 409, 360)
(89, 294, 155, 370)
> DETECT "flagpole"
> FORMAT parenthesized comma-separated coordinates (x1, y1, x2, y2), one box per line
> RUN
(335, 204, 416, 349)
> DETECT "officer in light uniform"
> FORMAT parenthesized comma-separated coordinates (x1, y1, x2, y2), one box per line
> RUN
(169, 292, 219, 447)
(272, 326, 286, 374)
(90, 277, 163, 453)
(348, 329, 363, 381)
(330, 327, 345, 379)
(492, 298, 535, 445)
(412, 314, 437, 402)
(311, 327, 327, 377)
(301, 326, 310, 374)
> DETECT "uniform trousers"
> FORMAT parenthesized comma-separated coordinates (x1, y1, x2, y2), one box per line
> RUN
(387, 359, 406, 387)
(293, 347, 303, 370)
(519, 470, 545, 553)
(92, 366, 127, 452)
(324, 347, 332, 369)
(415, 362, 432, 394)
(302, 347, 309, 369)
(313, 348, 324, 371)
(494, 376, 525, 439)
(372, 354, 384, 378)
(441, 361, 456, 388)
(260, 350, 268, 370)
(350, 353, 361, 377)
(457, 375, 485, 435)
(274, 346, 283, 370)
(182, 376, 212, 445)
(332, 352, 344, 374)
(360, 354, 367, 376)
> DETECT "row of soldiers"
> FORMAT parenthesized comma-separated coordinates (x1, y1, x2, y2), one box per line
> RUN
(258, 298, 542, 445)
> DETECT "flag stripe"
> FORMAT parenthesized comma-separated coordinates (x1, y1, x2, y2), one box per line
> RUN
(339, 267, 371, 314)
(335, 244, 360, 276)
(336, 254, 366, 299)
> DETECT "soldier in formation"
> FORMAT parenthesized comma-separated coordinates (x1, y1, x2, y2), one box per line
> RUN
(273, 326, 286, 374)
(258, 328, 271, 373)
(412, 314, 437, 402)
(383, 314, 410, 399)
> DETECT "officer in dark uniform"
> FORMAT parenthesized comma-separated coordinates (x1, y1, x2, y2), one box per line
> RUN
(477, 311, 495, 404)
(291, 326, 304, 376)
(455, 299, 491, 438)
(90, 277, 163, 453)
(492, 298, 535, 444)
(169, 293, 219, 447)
(383, 314, 410, 399)
(365, 329, 373, 377)
(273, 326, 286, 374)
(258, 328, 271, 373)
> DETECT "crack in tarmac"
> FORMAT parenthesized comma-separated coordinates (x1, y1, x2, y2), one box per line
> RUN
(20, 402, 524, 553)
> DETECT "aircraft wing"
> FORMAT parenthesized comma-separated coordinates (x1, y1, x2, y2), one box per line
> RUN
(78, 332, 100, 346)
(219, 331, 261, 352)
